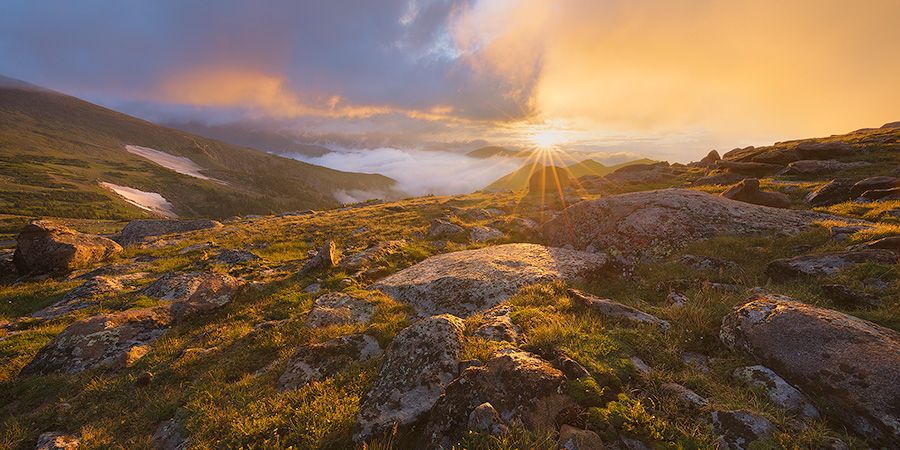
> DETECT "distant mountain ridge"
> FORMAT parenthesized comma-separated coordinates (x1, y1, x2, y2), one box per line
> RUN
(466, 146, 530, 159)
(485, 157, 658, 191)
(0, 76, 402, 219)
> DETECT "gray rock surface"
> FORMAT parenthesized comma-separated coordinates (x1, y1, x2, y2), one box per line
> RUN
(468, 226, 505, 243)
(804, 179, 857, 206)
(732, 365, 819, 421)
(298, 241, 340, 277)
(712, 409, 775, 450)
(721, 178, 791, 209)
(278, 334, 382, 392)
(473, 305, 520, 344)
(543, 189, 847, 259)
(338, 240, 406, 273)
(557, 424, 605, 450)
(116, 219, 222, 246)
(568, 289, 669, 329)
(141, 271, 245, 323)
(35, 432, 80, 450)
(371, 244, 609, 317)
(777, 159, 867, 176)
(13, 221, 122, 275)
(353, 314, 465, 442)
(765, 250, 897, 281)
(426, 219, 465, 240)
(720, 294, 900, 446)
(660, 383, 708, 408)
(305, 292, 376, 328)
(32, 276, 124, 320)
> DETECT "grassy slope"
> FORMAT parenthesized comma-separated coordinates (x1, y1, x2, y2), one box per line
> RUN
(485, 157, 658, 191)
(0, 78, 400, 220)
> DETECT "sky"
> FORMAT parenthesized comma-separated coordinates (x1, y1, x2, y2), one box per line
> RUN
(1, 0, 899, 193)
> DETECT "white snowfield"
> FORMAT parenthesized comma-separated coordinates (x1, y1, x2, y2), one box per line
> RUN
(124, 145, 226, 183)
(99, 182, 177, 218)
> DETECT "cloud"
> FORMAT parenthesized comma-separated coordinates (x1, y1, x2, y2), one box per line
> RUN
(286, 147, 523, 196)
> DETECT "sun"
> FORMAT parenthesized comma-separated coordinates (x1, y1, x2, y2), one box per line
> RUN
(523, 123, 573, 150)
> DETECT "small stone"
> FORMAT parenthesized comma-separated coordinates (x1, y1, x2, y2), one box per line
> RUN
(569, 289, 669, 330)
(426, 218, 465, 240)
(661, 383, 709, 408)
(629, 356, 651, 376)
(667, 290, 689, 307)
(468, 402, 509, 436)
(133, 371, 153, 388)
(557, 424, 605, 450)
(298, 241, 341, 277)
(712, 409, 775, 450)
(35, 432, 80, 450)
(557, 353, 591, 380)
(304, 283, 322, 294)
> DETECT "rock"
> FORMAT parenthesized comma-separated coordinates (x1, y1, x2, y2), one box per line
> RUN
(712, 409, 775, 450)
(543, 189, 845, 260)
(861, 277, 890, 291)
(298, 241, 341, 277)
(421, 348, 571, 449)
(557, 424, 605, 450)
(338, 240, 406, 272)
(353, 314, 465, 442)
(141, 271, 245, 323)
(777, 159, 867, 176)
(35, 432, 80, 450)
(468, 226, 505, 243)
(722, 145, 759, 160)
(666, 290, 689, 307)
(529, 166, 571, 194)
(32, 276, 124, 320)
(691, 173, 747, 187)
(211, 249, 259, 264)
(116, 219, 222, 246)
(132, 370, 153, 387)
(629, 357, 651, 376)
(679, 254, 738, 272)
(13, 221, 122, 275)
(468, 402, 509, 436)
(715, 160, 783, 175)
(426, 219, 465, 240)
(849, 176, 900, 199)
(151, 418, 191, 450)
(829, 224, 872, 241)
(473, 305, 520, 344)
(660, 383, 708, 408)
(720, 294, 900, 446)
(569, 289, 669, 329)
(861, 186, 900, 200)
(795, 141, 853, 159)
(820, 284, 883, 308)
(371, 244, 609, 317)
(804, 179, 857, 206)
(682, 352, 710, 375)
(19, 306, 172, 377)
(732, 365, 819, 421)
(750, 147, 802, 165)
(556, 353, 591, 380)
(764, 250, 897, 281)
(305, 292, 376, 328)
(74, 261, 153, 280)
(278, 334, 382, 392)
(721, 178, 791, 209)
(304, 283, 322, 294)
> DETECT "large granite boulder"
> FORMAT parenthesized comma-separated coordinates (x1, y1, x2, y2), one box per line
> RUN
(13, 221, 122, 275)
(140, 271, 246, 323)
(720, 294, 900, 446)
(277, 334, 382, 392)
(116, 219, 222, 246)
(370, 244, 609, 317)
(765, 250, 897, 281)
(353, 314, 465, 442)
(421, 348, 571, 449)
(543, 189, 847, 259)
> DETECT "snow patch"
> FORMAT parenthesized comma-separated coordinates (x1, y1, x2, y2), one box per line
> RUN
(124, 145, 226, 183)
(99, 182, 177, 218)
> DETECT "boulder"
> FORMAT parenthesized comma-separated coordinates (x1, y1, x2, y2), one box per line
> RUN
(353, 314, 465, 442)
(529, 166, 571, 194)
(720, 294, 900, 446)
(298, 241, 341, 277)
(19, 305, 172, 377)
(211, 249, 260, 265)
(777, 159, 867, 176)
(370, 244, 609, 317)
(557, 425, 605, 450)
(141, 271, 245, 323)
(32, 276, 124, 320)
(732, 365, 819, 421)
(35, 432, 80, 450)
(116, 219, 222, 246)
(721, 178, 791, 209)
(660, 383, 709, 409)
(712, 410, 775, 450)
(715, 160, 783, 175)
(473, 305, 520, 344)
(764, 250, 897, 281)
(804, 179, 857, 206)
(468, 226, 505, 243)
(338, 240, 407, 273)
(543, 189, 844, 260)
(691, 173, 747, 187)
(468, 402, 510, 436)
(568, 289, 669, 329)
(750, 148, 802, 165)
(277, 334, 382, 392)
(13, 221, 122, 275)
(421, 348, 571, 449)
(426, 219, 465, 240)
(849, 176, 900, 199)
(305, 292, 376, 328)
(795, 141, 853, 159)
(861, 186, 900, 200)
(820, 284, 883, 308)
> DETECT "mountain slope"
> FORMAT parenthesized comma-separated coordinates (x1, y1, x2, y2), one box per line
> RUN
(466, 146, 529, 159)
(484, 157, 658, 191)
(0, 76, 402, 219)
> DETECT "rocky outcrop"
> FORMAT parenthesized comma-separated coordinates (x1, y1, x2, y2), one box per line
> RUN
(305, 292, 376, 328)
(141, 271, 245, 323)
(426, 219, 465, 240)
(353, 315, 465, 442)
(468, 226, 505, 243)
(849, 176, 900, 199)
(720, 294, 900, 446)
(298, 241, 340, 277)
(712, 410, 775, 450)
(116, 219, 222, 246)
(765, 250, 897, 281)
(804, 179, 857, 206)
(338, 240, 407, 273)
(32, 276, 124, 320)
(691, 173, 746, 187)
(371, 244, 609, 317)
(568, 289, 669, 329)
(421, 348, 571, 449)
(13, 221, 122, 275)
(544, 189, 846, 260)
(473, 306, 520, 344)
(278, 334, 382, 392)
(777, 159, 867, 176)
(732, 365, 819, 421)
(721, 178, 791, 209)
(715, 160, 783, 175)
(794, 141, 853, 159)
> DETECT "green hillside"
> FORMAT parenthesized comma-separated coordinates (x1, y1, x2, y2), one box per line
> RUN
(0, 76, 401, 220)
(484, 157, 658, 191)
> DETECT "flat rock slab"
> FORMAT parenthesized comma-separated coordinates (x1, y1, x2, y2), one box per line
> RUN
(278, 334, 382, 392)
(765, 250, 898, 281)
(13, 220, 122, 275)
(338, 240, 407, 273)
(32, 276, 125, 320)
(305, 292, 376, 328)
(353, 314, 465, 442)
(543, 189, 860, 260)
(370, 244, 609, 317)
(720, 294, 900, 446)
(116, 219, 222, 246)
